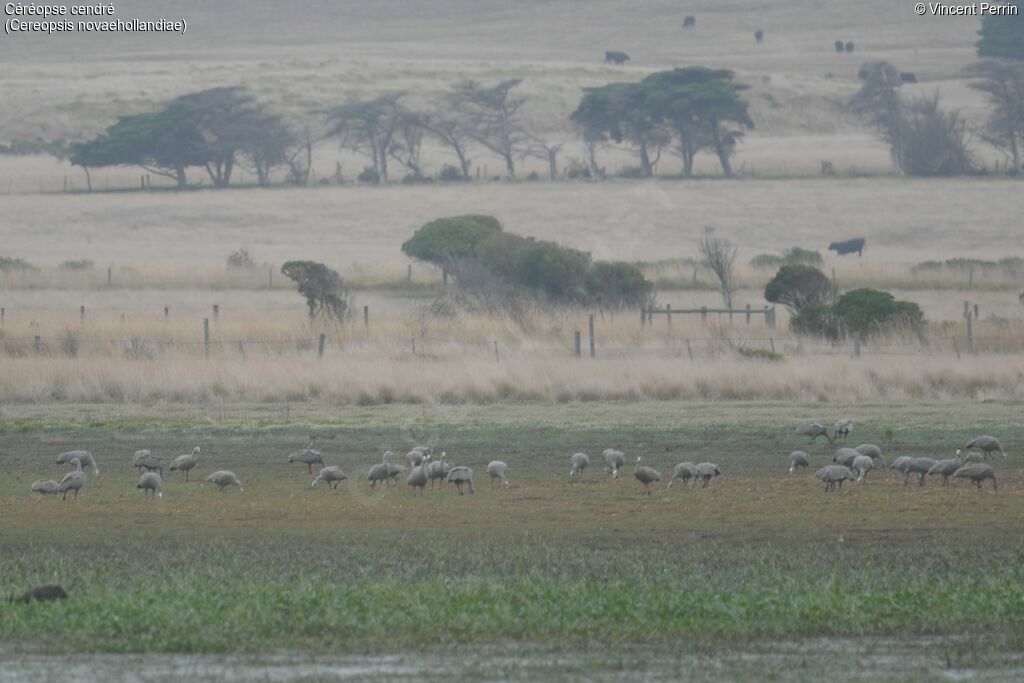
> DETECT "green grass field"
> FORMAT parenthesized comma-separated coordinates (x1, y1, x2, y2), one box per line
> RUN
(2, 401, 1022, 678)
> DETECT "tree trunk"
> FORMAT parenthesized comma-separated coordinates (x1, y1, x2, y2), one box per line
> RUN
(711, 128, 733, 178)
(1010, 131, 1021, 173)
(175, 165, 187, 188)
(639, 143, 652, 178)
(81, 166, 92, 192)
(547, 148, 559, 180)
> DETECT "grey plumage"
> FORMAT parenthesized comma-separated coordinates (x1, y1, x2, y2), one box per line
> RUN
(797, 423, 832, 444)
(953, 463, 998, 490)
(633, 456, 661, 495)
(406, 455, 432, 494)
(132, 450, 164, 476)
(832, 448, 859, 468)
(446, 466, 476, 495)
(312, 465, 347, 490)
(904, 457, 937, 487)
(136, 471, 163, 498)
(928, 458, 961, 486)
(890, 456, 912, 473)
(367, 452, 395, 489)
(956, 449, 985, 465)
(169, 447, 200, 482)
(815, 465, 855, 491)
(602, 449, 626, 478)
(833, 419, 853, 444)
(851, 454, 874, 482)
(31, 479, 59, 496)
(426, 452, 451, 488)
(58, 457, 86, 501)
(406, 446, 432, 469)
(965, 436, 1007, 460)
(288, 447, 324, 474)
(694, 462, 721, 488)
(56, 450, 98, 476)
(854, 443, 886, 467)
(668, 462, 697, 488)
(788, 451, 810, 474)
(205, 470, 243, 492)
(487, 460, 510, 489)
(569, 452, 590, 480)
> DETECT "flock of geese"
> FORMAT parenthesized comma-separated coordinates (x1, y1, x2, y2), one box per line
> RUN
(27, 421, 1008, 501)
(795, 420, 1006, 492)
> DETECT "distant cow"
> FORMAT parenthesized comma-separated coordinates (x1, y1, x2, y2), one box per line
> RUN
(900, 72, 918, 83)
(834, 40, 844, 54)
(604, 51, 630, 65)
(845, 41, 855, 53)
(683, 15, 696, 29)
(755, 29, 764, 44)
(829, 238, 866, 257)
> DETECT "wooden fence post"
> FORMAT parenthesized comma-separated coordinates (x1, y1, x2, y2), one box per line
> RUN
(212, 304, 219, 319)
(1, 307, 4, 325)
(966, 312, 973, 353)
(588, 314, 595, 358)
(853, 334, 861, 358)
(641, 307, 646, 329)
(407, 264, 412, 281)
(686, 338, 693, 361)
(80, 305, 85, 325)
(666, 304, 672, 327)
(769, 337, 775, 354)
(34, 335, 41, 353)
(766, 306, 775, 329)
(745, 304, 751, 324)
(700, 306, 707, 322)
(974, 303, 979, 320)
(318, 333, 326, 359)
(574, 331, 581, 359)
(164, 306, 169, 317)
(411, 338, 416, 355)
(493, 340, 500, 362)
(107, 267, 112, 287)
(363, 305, 369, 329)
(203, 318, 210, 358)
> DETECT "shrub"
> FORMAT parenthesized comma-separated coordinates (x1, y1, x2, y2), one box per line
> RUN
(791, 303, 841, 341)
(764, 265, 834, 313)
(616, 165, 645, 179)
(977, 1, 1024, 59)
(751, 247, 823, 269)
(438, 164, 465, 182)
(226, 248, 256, 269)
(477, 233, 591, 303)
(280, 260, 350, 321)
(59, 259, 94, 271)
(401, 173, 433, 185)
(357, 167, 380, 184)
(736, 347, 783, 362)
(832, 288, 924, 338)
(565, 158, 592, 179)
(401, 215, 504, 269)
(584, 261, 653, 309)
(0, 256, 35, 272)
(900, 95, 975, 176)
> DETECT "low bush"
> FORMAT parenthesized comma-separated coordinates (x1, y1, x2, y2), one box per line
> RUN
(59, 259, 94, 271)
(0, 256, 35, 272)
(764, 265, 834, 312)
(751, 247, 823, 269)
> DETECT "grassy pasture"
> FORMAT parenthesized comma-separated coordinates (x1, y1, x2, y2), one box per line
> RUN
(2, 401, 1023, 659)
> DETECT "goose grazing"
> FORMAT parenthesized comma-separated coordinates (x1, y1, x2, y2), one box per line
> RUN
(58, 457, 86, 501)
(905, 457, 937, 487)
(633, 456, 661, 495)
(854, 443, 886, 467)
(602, 449, 626, 478)
(788, 451, 810, 474)
(569, 452, 590, 480)
(957, 449, 985, 465)
(815, 465, 855, 492)
(426, 452, 451, 488)
(668, 462, 697, 489)
(132, 450, 164, 476)
(205, 470, 243, 492)
(406, 454, 432, 495)
(953, 463, 998, 490)
(136, 471, 163, 498)
(31, 479, 59, 496)
(487, 460, 510, 489)
(169, 447, 200, 482)
(288, 446, 324, 474)
(796, 423, 832, 445)
(928, 458, 962, 486)
(964, 435, 1007, 460)
(851, 454, 874, 482)
(694, 462, 721, 488)
(312, 466, 347, 490)
(56, 450, 98, 476)
(446, 466, 476, 495)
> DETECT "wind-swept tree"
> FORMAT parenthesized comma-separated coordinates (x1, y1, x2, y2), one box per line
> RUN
(968, 60, 1024, 172)
(323, 93, 405, 184)
(851, 62, 907, 173)
(977, 2, 1024, 60)
(570, 82, 668, 178)
(451, 79, 529, 177)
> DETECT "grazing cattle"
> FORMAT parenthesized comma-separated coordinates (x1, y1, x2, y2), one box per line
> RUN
(844, 41, 855, 53)
(683, 15, 696, 29)
(754, 29, 764, 44)
(835, 40, 845, 54)
(828, 238, 866, 257)
(604, 51, 630, 65)
(900, 72, 918, 83)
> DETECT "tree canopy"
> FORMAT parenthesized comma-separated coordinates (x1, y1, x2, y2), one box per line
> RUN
(977, 2, 1024, 60)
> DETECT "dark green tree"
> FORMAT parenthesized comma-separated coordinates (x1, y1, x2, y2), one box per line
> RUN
(281, 261, 350, 321)
(571, 82, 667, 178)
(764, 265, 835, 313)
(400, 215, 504, 270)
(977, 3, 1024, 60)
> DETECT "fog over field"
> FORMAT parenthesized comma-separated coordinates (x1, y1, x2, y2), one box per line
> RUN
(2, 1, 1023, 681)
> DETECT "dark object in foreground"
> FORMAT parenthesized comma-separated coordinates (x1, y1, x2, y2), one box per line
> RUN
(14, 585, 68, 603)
(828, 238, 866, 257)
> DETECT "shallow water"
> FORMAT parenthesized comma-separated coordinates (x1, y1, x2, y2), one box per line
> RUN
(2, 638, 1023, 682)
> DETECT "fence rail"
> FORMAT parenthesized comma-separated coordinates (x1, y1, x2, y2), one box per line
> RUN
(642, 304, 777, 329)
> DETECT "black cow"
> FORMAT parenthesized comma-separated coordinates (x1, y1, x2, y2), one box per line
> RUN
(755, 29, 764, 44)
(834, 40, 844, 54)
(604, 51, 630, 65)
(828, 238, 866, 257)
(683, 15, 696, 29)
(900, 72, 918, 83)
(844, 41, 855, 53)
